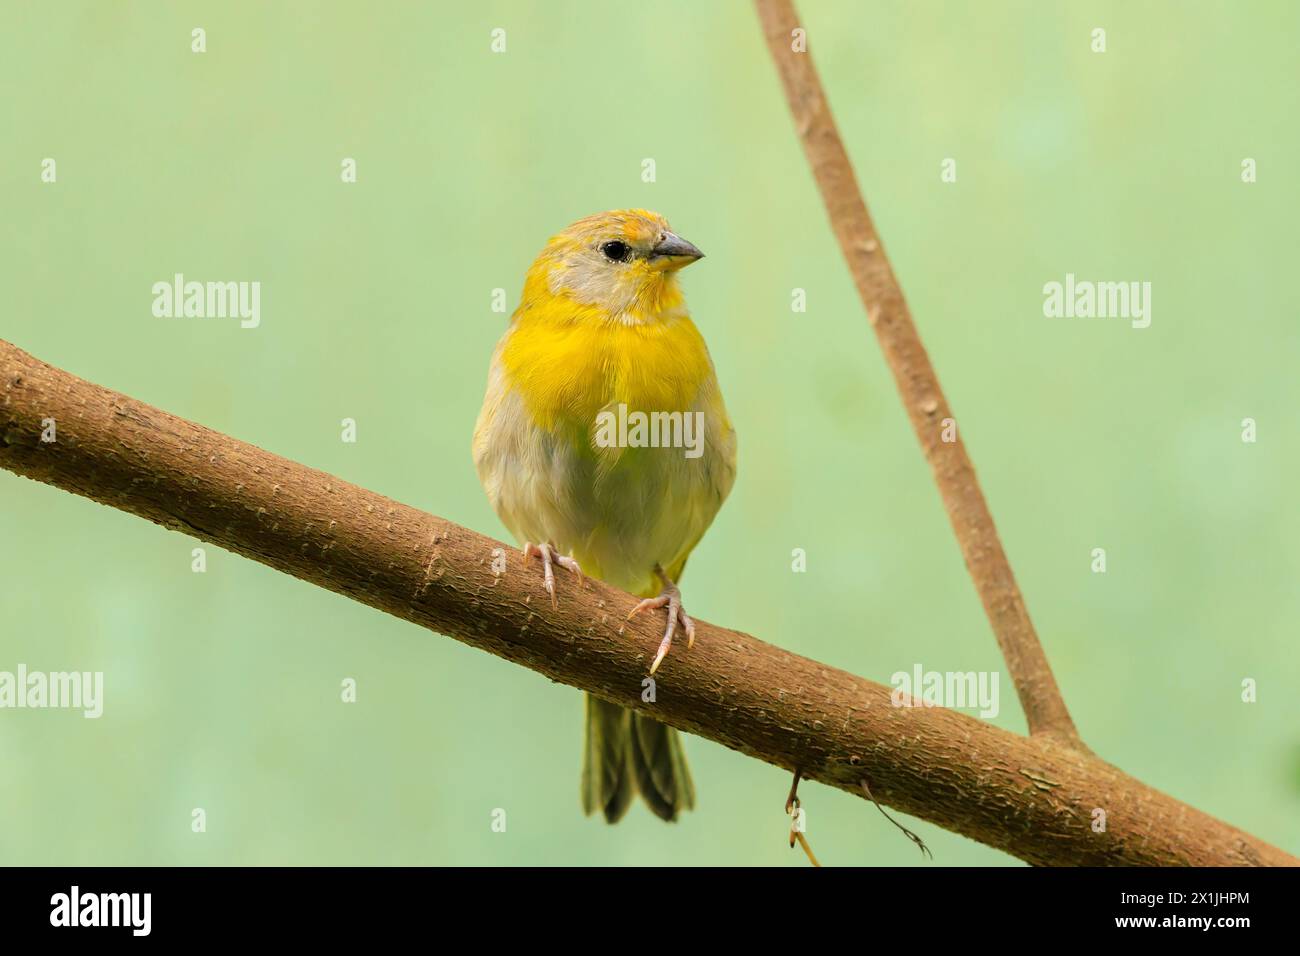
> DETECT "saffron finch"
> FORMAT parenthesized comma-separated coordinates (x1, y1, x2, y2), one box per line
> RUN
(472, 209, 737, 822)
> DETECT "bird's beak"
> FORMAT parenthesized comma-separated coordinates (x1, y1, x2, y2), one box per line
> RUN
(649, 232, 705, 271)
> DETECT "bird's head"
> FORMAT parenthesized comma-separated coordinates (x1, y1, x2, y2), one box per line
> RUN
(522, 209, 704, 324)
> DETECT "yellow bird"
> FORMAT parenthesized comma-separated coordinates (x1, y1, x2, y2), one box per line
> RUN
(473, 209, 737, 822)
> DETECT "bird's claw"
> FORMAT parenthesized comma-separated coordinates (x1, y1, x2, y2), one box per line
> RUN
(626, 571, 695, 675)
(522, 542, 582, 609)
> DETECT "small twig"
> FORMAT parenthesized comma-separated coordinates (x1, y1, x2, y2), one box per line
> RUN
(784, 768, 803, 817)
(861, 778, 932, 860)
(785, 771, 822, 867)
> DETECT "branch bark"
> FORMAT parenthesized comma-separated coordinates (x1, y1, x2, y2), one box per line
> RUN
(1, 339, 1293, 866)
(754, 0, 1081, 745)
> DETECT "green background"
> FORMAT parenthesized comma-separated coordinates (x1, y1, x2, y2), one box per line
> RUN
(2, 1, 1296, 866)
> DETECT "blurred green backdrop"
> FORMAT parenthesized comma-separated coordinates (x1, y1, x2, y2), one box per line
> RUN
(2, 0, 1297, 866)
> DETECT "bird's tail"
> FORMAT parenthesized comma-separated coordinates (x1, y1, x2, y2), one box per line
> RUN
(581, 694, 695, 823)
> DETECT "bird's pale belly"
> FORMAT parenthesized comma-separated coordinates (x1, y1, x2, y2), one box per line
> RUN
(474, 383, 731, 597)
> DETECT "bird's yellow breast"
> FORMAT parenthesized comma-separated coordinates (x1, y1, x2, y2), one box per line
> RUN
(499, 293, 714, 433)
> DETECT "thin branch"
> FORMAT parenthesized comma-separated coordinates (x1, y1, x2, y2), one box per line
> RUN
(753, 0, 1081, 746)
(861, 778, 932, 861)
(1, 339, 1293, 866)
(784, 770, 822, 866)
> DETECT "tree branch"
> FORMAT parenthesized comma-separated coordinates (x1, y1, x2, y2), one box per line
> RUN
(1, 338, 1293, 866)
(754, 0, 1081, 745)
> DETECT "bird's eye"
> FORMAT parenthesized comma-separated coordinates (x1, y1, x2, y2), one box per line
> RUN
(600, 240, 631, 263)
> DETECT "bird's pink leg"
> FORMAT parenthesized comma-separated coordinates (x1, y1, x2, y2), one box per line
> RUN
(522, 542, 582, 609)
(625, 564, 695, 675)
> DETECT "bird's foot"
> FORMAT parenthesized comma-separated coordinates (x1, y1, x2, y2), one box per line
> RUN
(625, 565, 695, 675)
(522, 542, 582, 609)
